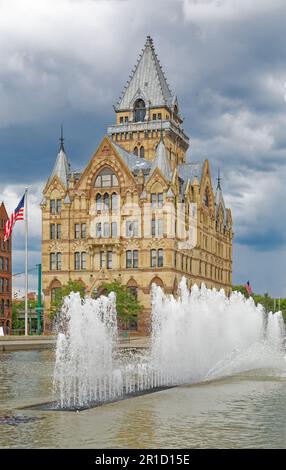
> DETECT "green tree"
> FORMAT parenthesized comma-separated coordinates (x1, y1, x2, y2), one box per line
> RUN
(12, 299, 38, 331)
(99, 280, 143, 327)
(50, 280, 85, 319)
(232, 285, 250, 297)
(233, 285, 286, 324)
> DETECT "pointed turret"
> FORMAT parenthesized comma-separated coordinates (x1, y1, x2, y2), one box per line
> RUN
(50, 126, 70, 187)
(215, 169, 226, 221)
(149, 134, 172, 181)
(115, 35, 174, 111)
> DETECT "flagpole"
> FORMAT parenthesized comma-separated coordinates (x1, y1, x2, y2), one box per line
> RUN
(24, 187, 28, 336)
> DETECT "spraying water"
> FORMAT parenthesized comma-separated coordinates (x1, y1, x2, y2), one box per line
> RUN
(53, 278, 285, 409)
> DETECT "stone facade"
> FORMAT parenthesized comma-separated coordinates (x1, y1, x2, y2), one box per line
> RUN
(41, 37, 233, 333)
(0, 202, 12, 333)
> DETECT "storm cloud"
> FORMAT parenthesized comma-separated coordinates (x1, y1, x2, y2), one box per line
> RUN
(0, 0, 286, 295)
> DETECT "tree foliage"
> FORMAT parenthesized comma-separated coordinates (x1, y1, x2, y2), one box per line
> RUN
(99, 280, 142, 323)
(49, 279, 142, 327)
(50, 280, 85, 319)
(12, 299, 38, 330)
(233, 285, 286, 323)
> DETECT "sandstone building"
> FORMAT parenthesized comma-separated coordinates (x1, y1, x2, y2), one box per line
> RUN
(41, 37, 233, 332)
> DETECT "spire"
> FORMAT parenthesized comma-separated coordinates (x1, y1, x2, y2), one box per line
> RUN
(59, 124, 65, 152)
(217, 168, 221, 190)
(50, 127, 70, 186)
(215, 168, 226, 222)
(115, 36, 174, 111)
(149, 134, 172, 181)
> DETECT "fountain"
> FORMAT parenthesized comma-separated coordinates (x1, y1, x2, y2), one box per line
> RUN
(52, 278, 285, 410)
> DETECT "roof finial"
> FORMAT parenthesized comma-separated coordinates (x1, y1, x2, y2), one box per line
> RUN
(59, 124, 65, 152)
(217, 168, 221, 190)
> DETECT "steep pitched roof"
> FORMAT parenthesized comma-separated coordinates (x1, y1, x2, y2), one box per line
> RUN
(149, 137, 172, 181)
(115, 36, 174, 111)
(178, 162, 203, 194)
(50, 141, 70, 187)
(109, 139, 151, 175)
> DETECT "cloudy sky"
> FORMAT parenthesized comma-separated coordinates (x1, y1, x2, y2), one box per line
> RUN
(0, 0, 286, 296)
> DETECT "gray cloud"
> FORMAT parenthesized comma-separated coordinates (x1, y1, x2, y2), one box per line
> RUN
(0, 0, 286, 295)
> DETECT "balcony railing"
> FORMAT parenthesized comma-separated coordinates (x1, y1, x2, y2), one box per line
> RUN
(107, 120, 189, 145)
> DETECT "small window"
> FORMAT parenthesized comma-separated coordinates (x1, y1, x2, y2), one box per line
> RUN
(150, 249, 156, 268)
(158, 113, 162, 120)
(140, 146, 145, 158)
(133, 250, 138, 268)
(100, 251, 105, 269)
(151, 193, 156, 208)
(126, 250, 132, 269)
(74, 252, 80, 270)
(50, 224, 55, 240)
(203, 190, 209, 207)
(103, 193, 110, 211)
(134, 99, 146, 122)
(157, 219, 163, 237)
(107, 251, 112, 269)
(152, 113, 157, 120)
(96, 223, 102, 238)
(120, 116, 124, 123)
(111, 193, 118, 211)
(133, 147, 138, 157)
(158, 249, 163, 267)
(56, 253, 62, 270)
(111, 222, 117, 237)
(151, 217, 156, 237)
(81, 223, 86, 239)
(96, 193, 102, 211)
(103, 222, 110, 238)
(125, 116, 129, 123)
(50, 200, 56, 214)
(56, 199, 61, 213)
(50, 253, 56, 270)
(74, 224, 80, 239)
(81, 252, 86, 270)
(158, 193, 163, 208)
(126, 220, 138, 237)
(57, 224, 61, 240)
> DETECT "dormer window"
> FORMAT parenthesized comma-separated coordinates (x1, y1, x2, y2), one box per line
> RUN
(94, 167, 119, 188)
(134, 99, 146, 122)
(203, 190, 209, 207)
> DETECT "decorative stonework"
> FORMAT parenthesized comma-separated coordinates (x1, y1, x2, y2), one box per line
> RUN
(42, 39, 233, 335)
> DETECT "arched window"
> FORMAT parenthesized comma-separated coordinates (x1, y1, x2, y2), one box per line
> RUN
(103, 193, 110, 211)
(94, 167, 119, 188)
(140, 146, 145, 158)
(133, 147, 138, 156)
(134, 99, 146, 122)
(96, 193, 102, 211)
(111, 193, 118, 211)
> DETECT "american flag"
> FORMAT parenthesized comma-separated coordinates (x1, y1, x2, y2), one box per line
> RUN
(245, 280, 253, 296)
(4, 194, 25, 242)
